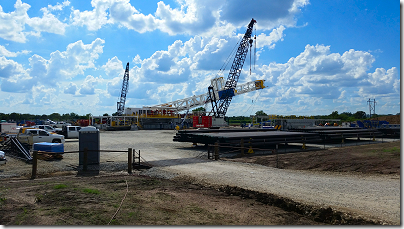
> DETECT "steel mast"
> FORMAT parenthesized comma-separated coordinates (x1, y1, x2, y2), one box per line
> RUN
(209, 18, 256, 118)
(117, 62, 130, 116)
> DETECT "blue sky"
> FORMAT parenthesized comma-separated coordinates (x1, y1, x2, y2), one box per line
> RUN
(0, 0, 400, 117)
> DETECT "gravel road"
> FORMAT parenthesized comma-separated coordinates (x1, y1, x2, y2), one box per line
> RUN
(1, 129, 400, 224)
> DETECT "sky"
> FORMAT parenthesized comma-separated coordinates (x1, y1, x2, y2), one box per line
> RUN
(0, 0, 400, 117)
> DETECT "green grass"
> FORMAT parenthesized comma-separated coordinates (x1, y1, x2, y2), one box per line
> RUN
(58, 206, 76, 213)
(383, 147, 400, 153)
(83, 188, 100, 194)
(0, 196, 6, 203)
(53, 184, 68, 189)
(15, 207, 30, 225)
(34, 194, 43, 203)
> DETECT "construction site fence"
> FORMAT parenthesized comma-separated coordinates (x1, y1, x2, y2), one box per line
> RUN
(30, 148, 144, 180)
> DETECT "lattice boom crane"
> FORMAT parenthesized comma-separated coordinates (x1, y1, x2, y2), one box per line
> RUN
(117, 62, 130, 116)
(147, 77, 265, 112)
(209, 18, 256, 118)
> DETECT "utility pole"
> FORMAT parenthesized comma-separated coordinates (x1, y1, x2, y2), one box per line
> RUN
(367, 98, 376, 118)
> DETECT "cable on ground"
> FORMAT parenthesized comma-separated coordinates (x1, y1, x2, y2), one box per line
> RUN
(108, 178, 128, 225)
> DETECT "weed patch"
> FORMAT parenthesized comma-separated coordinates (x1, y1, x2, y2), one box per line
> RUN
(53, 184, 68, 189)
(83, 188, 100, 194)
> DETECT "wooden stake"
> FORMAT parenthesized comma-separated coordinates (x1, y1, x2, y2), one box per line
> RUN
(214, 141, 219, 160)
(31, 150, 38, 179)
(128, 148, 132, 173)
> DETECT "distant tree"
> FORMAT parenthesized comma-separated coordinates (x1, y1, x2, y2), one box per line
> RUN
(338, 113, 349, 121)
(192, 107, 206, 115)
(9, 112, 20, 121)
(40, 114, 48, 120)
(255, 110, 267, 116)
(329, 111, 339, 119)
(103, 113, 109, 116)
(353, 111, 366, 119)
(341, 112, 352, 117)
(61, 113, 70, 120)
(192, 107, 205, 112)
(49, 113, 61, 121)
(69, 112, 79, 120)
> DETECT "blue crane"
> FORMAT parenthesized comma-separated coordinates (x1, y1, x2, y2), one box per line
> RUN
(208, 18, 256, 118)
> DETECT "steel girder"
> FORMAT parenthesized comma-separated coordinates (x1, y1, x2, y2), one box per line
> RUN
(147, 78, 265, 113)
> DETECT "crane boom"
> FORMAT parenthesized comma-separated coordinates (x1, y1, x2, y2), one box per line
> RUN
(210, 18, 256, 118)
(117, 62, 130, 116)
(147, 78, 265, 112)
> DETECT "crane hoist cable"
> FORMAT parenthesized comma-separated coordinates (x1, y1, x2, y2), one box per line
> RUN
(254, 26, 257, 70)
(240, 89, 263, 117)
(215, 36, 243, 79)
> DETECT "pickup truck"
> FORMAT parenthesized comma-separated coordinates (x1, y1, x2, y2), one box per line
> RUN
(17, 129, 65, 146)
(34, 125, 57, 133)
(54, 122, 71, 128)
(56, 126, 81, 139)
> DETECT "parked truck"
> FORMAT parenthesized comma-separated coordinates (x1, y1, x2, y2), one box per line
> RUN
(0, 122, 18, 134)
(56, 126, 81, 139)
(17, 129, 65, 146)
(34, 125, 57, 133)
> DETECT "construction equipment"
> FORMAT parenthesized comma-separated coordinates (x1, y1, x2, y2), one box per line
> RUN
(117, 62, 130, 116)
(148, 77, 265, 113)
(208, 18, 257, 118)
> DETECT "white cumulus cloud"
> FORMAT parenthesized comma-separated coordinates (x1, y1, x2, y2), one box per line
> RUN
(0, 0, 68, 43)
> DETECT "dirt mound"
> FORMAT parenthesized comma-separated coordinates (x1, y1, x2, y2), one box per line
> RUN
(371, 115, 400, 124)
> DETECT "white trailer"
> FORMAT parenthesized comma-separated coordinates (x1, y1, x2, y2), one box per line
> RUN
(0, 122, 18, 134)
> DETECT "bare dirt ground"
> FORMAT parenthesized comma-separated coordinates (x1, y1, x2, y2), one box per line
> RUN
(372, 114, 400, 124)
(0, 130, 400, 225)
(223, 141, 400, 175)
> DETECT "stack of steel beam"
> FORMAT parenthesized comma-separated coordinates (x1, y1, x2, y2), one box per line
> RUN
(289, 127, 383, 140)
(173, 129, 321, 146)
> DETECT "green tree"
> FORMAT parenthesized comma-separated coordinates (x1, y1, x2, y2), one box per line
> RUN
(255, 110, 267, 116)
(192, 107, 205, 112)
(9, 112, 20, 121)
(329, 111, 339, 119)
(353, 111, 366, 119)
(192, 107, 206, 115)
(49, 113, 61, 121)
(341, 112, 352, 117)
(69, 112, 79, 120)
(62, 113, 70, 120)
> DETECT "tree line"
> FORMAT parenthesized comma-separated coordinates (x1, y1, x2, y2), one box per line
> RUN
(1, 109, 398, 123)
(0, 112, 92, 122)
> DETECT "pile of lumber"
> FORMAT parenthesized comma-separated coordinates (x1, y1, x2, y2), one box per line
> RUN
(37, 152, 63, 161)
